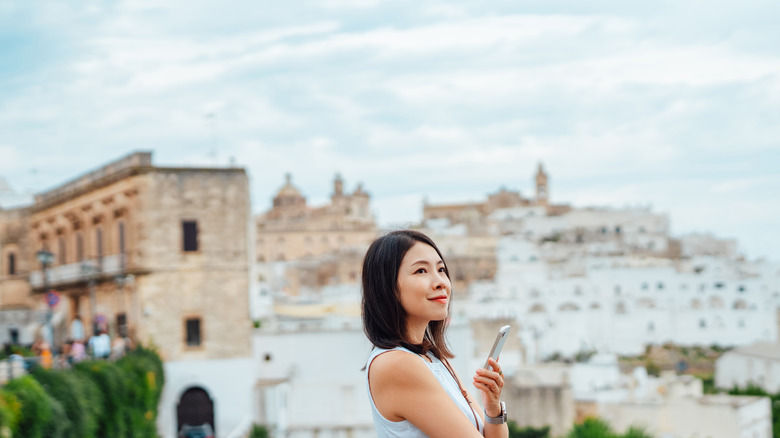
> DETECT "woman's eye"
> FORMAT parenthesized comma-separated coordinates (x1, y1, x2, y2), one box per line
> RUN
(415, 268, 426, 274)
(438, 267, 446, 273)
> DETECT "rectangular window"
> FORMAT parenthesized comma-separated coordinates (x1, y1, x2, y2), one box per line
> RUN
(118, 222, 126, 268)
(96, 228, 103, 259)
(116, 313, 127, 338)
(118, 222, 126, 254)
(77, 233, 84, 261)
(9, 328, 18, 344)
(185, 317, 201, 347)
(182, 221, 198, 252)
(7, 253, 15, 275)
(58, 236, 66, 265)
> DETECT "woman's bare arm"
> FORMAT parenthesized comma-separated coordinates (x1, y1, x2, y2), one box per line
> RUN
(369, 351, 484, 438)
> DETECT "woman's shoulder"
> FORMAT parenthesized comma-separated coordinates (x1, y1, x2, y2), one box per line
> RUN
(369, 348, 433, 386)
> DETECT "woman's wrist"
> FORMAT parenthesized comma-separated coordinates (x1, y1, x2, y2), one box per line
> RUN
(484, 403, 501, 418)
(484, 401, 507, 425)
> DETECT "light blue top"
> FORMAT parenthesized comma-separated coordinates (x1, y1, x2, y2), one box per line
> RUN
(365, 346, 484, 437)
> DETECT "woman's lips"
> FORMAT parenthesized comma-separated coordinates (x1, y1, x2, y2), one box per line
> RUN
(429, 297, 448, 304)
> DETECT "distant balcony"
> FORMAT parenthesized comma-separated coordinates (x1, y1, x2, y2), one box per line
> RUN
(29, 255, 129, 290)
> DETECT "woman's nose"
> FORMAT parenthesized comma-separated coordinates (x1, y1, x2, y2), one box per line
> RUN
(433, 272, 448, 289)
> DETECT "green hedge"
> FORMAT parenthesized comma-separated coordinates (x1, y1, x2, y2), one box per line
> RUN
(0, 346, 164, 438)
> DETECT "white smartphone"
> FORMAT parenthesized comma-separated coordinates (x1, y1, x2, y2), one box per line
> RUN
(484, 325, 511, 370)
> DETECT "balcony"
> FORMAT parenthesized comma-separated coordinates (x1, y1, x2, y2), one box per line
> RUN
(29, 255, 130, 290)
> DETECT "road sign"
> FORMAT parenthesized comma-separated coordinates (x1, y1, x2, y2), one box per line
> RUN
(45, 290, 60, 308)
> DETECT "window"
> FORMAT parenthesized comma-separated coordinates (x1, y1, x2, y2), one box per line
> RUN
(9, 328, 18, 344)
(182, 221, 198, 252)
(96, 227, 103, 259)
(185, 317, 202, 347)
(76, 233, 84, 261)
(58, 236, 66, 265)
(116, 313, 127, 337)
(118, 222, 126, 268)
(657, 282, 664, 290)
(118, 222, 126, 255)
(7, 253, 15, 275)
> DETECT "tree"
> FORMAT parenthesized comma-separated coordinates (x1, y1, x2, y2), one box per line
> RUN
(507, 420, 550, 438)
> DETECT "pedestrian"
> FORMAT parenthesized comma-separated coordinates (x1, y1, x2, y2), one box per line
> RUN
(70, 339, 87, 363)
(88, 330, 111, 359)
(110, 336, 126, 360)
(70, 315, 85, 341)
(39, 342, 53, 369)
(362, 230, 508, 437)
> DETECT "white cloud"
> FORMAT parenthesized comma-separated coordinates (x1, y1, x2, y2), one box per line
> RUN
(1, 0, 779, 261)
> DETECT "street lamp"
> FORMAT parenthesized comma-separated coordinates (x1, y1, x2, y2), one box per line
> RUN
(81, 261, 98, 336)
(36, 249, 55, 347)
(114, 274, 127, 337)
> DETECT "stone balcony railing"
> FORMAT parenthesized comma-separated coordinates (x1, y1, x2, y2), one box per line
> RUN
(29, 254, 130, 289)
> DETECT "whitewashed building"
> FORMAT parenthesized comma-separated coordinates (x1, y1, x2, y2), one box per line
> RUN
(715, 342, 780, 393)
(252, 311, 477, 438)
(461, 232, 780, 359)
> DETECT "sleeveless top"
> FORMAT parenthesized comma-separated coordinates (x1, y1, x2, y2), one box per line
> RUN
(365, 346, 484, 437)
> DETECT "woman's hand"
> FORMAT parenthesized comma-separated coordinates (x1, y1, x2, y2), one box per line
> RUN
(473, 358, 504, 417)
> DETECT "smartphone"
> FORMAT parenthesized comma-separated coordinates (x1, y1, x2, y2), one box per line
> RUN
(484, 325, 511, 370)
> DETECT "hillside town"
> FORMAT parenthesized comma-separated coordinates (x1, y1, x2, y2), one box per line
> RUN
(1, 151, 778, 438)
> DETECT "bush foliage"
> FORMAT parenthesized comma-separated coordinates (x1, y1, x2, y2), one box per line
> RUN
(0, 345, 164, 438)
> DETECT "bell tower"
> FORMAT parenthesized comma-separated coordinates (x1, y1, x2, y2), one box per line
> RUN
(535, 163, 549, 206)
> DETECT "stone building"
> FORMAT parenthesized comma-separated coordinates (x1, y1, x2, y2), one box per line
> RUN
(422, 163, 570, 227)
(255, 174, 377, 296)
(0, 205, 37, 345)
(2, 151, 256, 437)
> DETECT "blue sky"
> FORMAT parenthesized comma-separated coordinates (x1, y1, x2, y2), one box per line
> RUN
(1, 0, 779, 261)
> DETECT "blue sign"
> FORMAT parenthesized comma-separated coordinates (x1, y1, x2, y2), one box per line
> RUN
(45, 290, 60, 308)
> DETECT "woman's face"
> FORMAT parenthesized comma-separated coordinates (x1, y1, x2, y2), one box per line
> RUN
(397, 241, 451, 332)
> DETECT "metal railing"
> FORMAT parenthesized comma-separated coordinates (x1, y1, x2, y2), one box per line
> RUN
(29, 255, 127, 288)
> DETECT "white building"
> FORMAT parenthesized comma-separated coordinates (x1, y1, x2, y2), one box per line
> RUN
(462, 233, 779, 359)
(715, 342, 780, 393)
(252, 313, 477, 438)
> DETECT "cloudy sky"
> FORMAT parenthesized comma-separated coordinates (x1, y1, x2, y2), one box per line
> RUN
(1, 0, 778, 260)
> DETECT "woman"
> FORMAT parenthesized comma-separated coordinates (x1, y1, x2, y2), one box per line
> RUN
(362, 230, 508, 438)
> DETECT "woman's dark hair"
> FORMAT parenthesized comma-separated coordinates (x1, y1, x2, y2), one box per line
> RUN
(361, 229, 454, 360)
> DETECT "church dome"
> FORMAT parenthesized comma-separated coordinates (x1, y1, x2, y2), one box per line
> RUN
(273, 173, 306, 208)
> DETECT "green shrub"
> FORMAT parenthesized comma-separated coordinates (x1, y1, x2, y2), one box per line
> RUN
(0, 389, 20, 433)
(565, 418, 655, 438)
(1, 347, 164, 438)
(70, 367, 105, 438)
(567, 418, 618, 438)
(251, 424, 270, 438)
(114, 346, 165, 437)
(623, 425, 653, 438)
(31, 366, 98, 438)
(4, 375, 55, 438)
(507, 420, 550, 437)
(74, 360, 131, 438)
